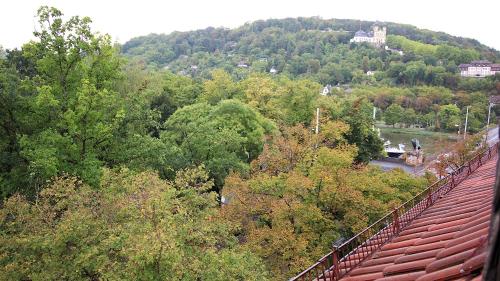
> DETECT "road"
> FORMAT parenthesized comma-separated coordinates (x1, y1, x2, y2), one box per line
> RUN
(370, 160, 423, 174)
(486, 125, 499, 145)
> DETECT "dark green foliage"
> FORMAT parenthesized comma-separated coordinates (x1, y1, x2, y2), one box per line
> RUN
(0, 7, 123, 197)
(336, 98, 384, 162)
(1, 7, 497, 281)
(160, 100, 275, 190)
(384, 104, 405, 126)
(121, 17, 499, 89)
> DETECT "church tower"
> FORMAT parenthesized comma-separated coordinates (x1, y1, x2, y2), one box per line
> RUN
(372, 25, 386, 46)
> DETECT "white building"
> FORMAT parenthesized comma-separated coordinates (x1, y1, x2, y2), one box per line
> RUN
(350, 25, 386, 47)
(459, 60, 500, 77)
(385, 45, 404, 55)
(321, 84, 332, 96)
(237, 62, 249, 68)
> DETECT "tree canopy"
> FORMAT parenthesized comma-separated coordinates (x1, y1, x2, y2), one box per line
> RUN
(0, 6, 497, 281)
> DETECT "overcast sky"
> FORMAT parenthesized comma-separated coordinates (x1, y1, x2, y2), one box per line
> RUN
(1, 0, 499, 51)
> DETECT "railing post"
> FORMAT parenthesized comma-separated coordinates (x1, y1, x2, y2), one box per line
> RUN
(332, 246, 339, 281)
(392, 209, 400, 235)
(451, 172, 455, 187)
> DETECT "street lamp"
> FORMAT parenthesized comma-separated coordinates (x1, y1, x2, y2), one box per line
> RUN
(487, 103, 493, 130)
(464, 106, 469, 140)
(485, 103, 493, 144)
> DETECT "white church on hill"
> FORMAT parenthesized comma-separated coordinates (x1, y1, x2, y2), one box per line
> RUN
(350, 24, 386, 47)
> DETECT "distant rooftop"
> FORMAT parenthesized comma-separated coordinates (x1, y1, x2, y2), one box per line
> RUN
(459, 60, 500, 69)
(471, 60, 492, 64)
(354, 30, 374, 38)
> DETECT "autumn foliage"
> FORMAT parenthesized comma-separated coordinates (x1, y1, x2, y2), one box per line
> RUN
(221, 124, 428, 278)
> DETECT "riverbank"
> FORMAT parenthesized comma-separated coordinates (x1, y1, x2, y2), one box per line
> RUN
(377, 125, 459, 158)
(371, 126, 499, 175)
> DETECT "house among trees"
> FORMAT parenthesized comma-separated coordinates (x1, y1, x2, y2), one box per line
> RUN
(385, 45, 404, 55)
(321, 84, 332, 95)
(459, 60, 500, 77)
(237, 61, 248, 68)
(350, 24, 386, 47)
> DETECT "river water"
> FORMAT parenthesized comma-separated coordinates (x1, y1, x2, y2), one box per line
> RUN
(370, 128, 458, 174)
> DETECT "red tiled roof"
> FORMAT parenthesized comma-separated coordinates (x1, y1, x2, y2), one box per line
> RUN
(340, 158, 497, 281)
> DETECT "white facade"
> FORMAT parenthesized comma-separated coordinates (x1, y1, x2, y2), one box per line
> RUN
(385, 45, 404, 55)
(459, 61, 500, 77)
(372, 26, 386, 46)
(350, 25, 386, 47)
(321, 85, 332, 96)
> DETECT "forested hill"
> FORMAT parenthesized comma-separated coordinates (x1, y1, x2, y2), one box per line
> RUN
(2, 8, 500, 280)
(121, 17, 499, 85)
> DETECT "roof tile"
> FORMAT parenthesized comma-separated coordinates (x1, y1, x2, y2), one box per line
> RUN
(383, 258, 436, 275)
(437, 235, 487, 259)
(375, 271, 426, 281)
(425, 248, 475, 272)
(337, 156, 497, 281)
(414, 264, 463, 281)
(394, 249, 441, 264)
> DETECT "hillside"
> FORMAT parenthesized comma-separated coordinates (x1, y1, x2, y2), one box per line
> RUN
(122, 17, 500, 86)
(3, 7, 500, 281)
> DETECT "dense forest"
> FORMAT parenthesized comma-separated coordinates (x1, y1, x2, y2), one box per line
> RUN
(122, 17, 500, 134)
(122, 17, 499, 86)
(0, 7, 499, 280)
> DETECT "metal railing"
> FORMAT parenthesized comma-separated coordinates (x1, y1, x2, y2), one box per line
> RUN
(290, 142, 498, 281)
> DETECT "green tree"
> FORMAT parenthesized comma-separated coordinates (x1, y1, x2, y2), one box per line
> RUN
(199, 69, 240, 105)
(278, 78, 321, 125)
(0, 168, 270, 280)
(161, 100, 275, 190)
(1, 7, 123, 197)
(384, 104, 405, 127)
(438, 104, 461, 131)
(0, 58, 29, 197)
(240, 73, 282, 118)
(149, 71, 203, 129)
(337, 98, 384, 162)
(402, 108, 418, 127)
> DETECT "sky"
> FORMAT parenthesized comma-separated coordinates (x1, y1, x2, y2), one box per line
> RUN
(1, 0, 499, 51)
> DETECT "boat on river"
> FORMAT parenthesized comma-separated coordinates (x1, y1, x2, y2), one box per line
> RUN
(383, 141, 406, 158)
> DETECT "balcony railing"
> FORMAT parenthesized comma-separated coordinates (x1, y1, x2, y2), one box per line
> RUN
(290, 142, 498, 281)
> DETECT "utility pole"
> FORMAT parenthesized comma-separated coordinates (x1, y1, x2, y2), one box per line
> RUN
(372, 107, 377, 130)
(487, 103, 493, 130)
(315, 108, 320, 134)
(464, 106, 469, 140)
(486, 103, 493, 144)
